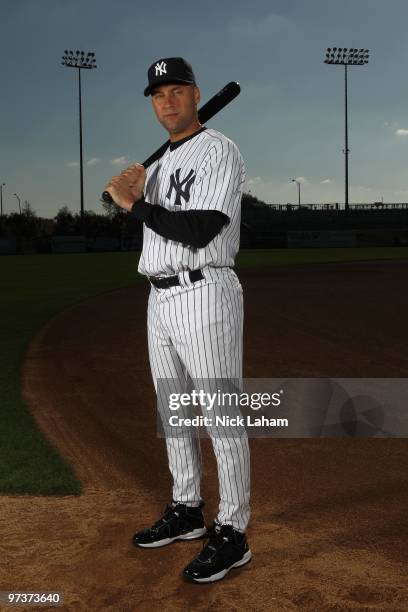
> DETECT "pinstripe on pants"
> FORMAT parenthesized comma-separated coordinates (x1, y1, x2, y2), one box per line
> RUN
(147, 265, 251, 532)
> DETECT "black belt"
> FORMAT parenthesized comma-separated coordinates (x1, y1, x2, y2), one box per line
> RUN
(148, 268, 204, 289)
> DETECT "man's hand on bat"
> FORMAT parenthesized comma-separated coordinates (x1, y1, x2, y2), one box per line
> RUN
(103, 163, 146, 212)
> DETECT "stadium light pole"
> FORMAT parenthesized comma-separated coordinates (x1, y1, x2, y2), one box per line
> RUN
(13, 193, 21, 214)
(323, 47, 370, 212)
(0, 183, 5, 217)
(291, 179, 301, 206)
(61, 50, 97, 233)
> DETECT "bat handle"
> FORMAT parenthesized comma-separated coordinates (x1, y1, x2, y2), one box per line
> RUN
(101, 191, 114, 204)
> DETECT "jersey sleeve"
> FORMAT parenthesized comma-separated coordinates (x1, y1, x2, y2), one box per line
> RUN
(188, 139, 246, 217)
(129, 199, 230, 248)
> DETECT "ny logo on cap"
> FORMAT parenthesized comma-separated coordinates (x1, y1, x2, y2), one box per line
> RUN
(155, 61, 167, 76)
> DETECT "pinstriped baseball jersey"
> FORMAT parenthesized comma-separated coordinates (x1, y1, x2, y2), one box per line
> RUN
(138, 127, 246, 277)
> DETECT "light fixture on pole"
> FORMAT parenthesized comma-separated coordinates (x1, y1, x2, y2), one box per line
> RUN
(61, 50, 97, 232)
(13, 193, 21, 214)
(323, 47, 370, 212)
(291, 178, 301, 206)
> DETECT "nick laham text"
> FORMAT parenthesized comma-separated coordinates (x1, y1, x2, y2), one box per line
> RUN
(168, 415, 289, 428)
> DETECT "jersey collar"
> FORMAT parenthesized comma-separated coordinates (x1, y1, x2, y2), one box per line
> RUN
(169, 126, 207, 151)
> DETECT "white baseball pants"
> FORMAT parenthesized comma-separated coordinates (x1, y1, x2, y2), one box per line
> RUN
(146, 265, 251, 532)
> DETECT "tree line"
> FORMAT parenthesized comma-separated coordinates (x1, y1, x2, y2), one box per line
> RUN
(0, 192, 265, 244)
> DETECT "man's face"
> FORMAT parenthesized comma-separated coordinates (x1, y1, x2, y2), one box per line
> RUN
(150, 82, 201, 135)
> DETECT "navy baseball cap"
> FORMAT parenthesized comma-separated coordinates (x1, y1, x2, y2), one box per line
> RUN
(144, 57, 196, 97)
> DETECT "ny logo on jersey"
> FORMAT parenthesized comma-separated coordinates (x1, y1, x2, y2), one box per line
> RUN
(155, 61, 167, 76)
(166, 168, 196, 206)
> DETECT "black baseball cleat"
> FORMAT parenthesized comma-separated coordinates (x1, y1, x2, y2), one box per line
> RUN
(183, 521, 252, 583)
(132, 500, 206, 548)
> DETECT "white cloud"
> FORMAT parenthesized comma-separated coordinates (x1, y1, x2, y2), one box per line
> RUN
(320, 179, 332, 184)
(110, 156, 128, 166)
(247, 176, 262, 185)
(352, 184, 376, 194)
(384, 121, 399, 129)
(396, 128, 408, 136)
(227, 13, 295, 41)
(67, 161, 79, 167)
(87, 157, 101, 166)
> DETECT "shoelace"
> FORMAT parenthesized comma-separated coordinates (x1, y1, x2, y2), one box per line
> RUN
(150, 504, 180, 532)
(198, 525, 232, 563)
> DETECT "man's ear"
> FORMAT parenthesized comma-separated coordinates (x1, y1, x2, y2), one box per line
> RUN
(194, 85, 201, 105)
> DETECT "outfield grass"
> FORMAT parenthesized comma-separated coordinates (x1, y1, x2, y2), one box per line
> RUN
(235, 246, 408, 268)
(0, 252, 143, 495)
(1, 246, 407, 495)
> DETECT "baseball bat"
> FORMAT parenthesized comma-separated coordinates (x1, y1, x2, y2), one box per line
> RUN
(101, 81, 241, 205)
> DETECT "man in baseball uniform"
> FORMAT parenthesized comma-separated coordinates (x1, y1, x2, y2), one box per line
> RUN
(104, 57, 251, 583)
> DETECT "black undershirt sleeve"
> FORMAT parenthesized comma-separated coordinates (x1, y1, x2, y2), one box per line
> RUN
(129, 197, 230, 249)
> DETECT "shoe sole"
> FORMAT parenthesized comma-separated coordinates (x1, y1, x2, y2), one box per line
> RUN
(133, 527, 207, 548)
(184, 549, 252, 583)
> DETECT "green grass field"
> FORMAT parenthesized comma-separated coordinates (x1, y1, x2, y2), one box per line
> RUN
(235, 245, 408, 268)
(1, 246, 407, 495)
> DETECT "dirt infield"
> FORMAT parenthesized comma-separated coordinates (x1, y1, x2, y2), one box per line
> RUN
(3, 261, 408, 611)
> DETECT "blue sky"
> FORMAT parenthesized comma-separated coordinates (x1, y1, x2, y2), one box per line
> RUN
(1, 0, 408, 217)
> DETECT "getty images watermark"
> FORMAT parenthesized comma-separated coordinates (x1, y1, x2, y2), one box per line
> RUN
(166, 388, 286, 428)
(156, 378, 408, 438)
